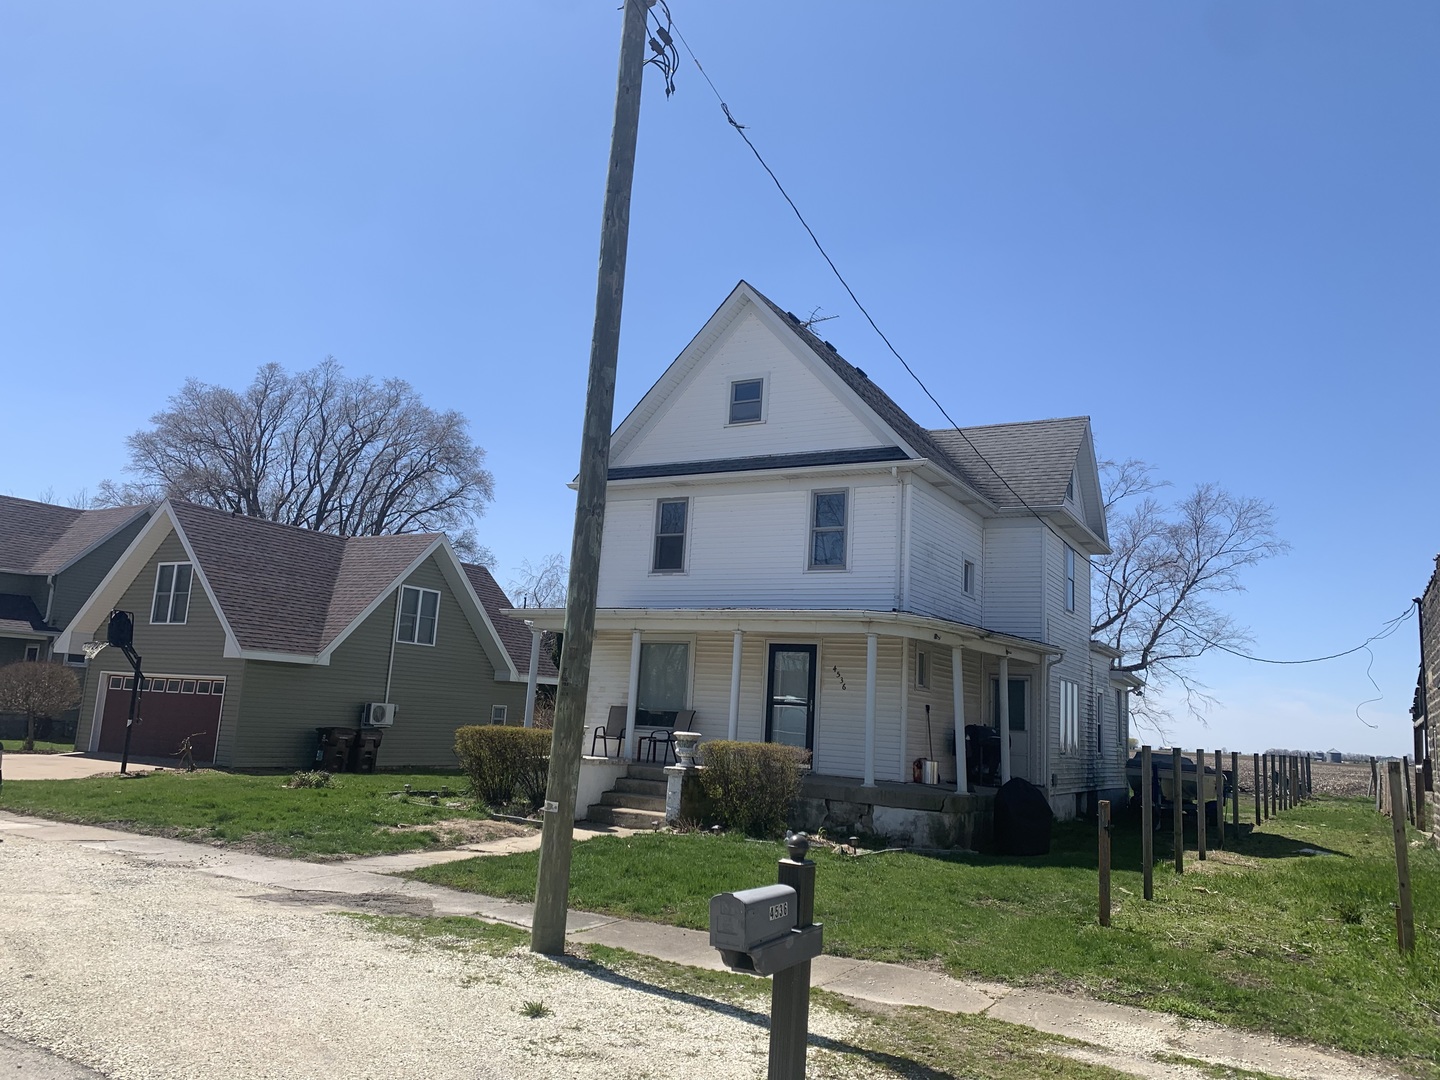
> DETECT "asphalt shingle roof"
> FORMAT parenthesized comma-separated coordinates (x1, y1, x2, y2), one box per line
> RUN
(0, 496, 148, 576)
(743, 283, 1087, 512)
(169, 502, 437, 655)
(0, 594, 56, 637)
(463, 563, 558, 679)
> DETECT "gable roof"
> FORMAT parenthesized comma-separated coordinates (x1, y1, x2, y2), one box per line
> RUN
(0, 496, 150, 576)
(463, 563, 559, 682)
(55, 501, 520, 677)
(928, 417, 1092, 509)
(608, 281, 1105, 550)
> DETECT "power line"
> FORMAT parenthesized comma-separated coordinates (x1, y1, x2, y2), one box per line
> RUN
(665, 11, 1417, 676)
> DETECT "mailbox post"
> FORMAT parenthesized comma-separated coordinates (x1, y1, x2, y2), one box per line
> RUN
(710, 832, 823, 1080)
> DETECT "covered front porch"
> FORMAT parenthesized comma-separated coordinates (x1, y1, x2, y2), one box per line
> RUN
(508, 606, 1056, 801)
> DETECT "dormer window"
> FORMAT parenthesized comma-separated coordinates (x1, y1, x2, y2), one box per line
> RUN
(1065, 470, 1076, 501)
(728, 378, 764, 424)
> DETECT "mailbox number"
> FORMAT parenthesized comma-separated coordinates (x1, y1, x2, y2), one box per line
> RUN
(769, 901, 789, 921)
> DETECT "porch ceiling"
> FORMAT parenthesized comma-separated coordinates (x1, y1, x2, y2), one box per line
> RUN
(498, 605, 1054, 663)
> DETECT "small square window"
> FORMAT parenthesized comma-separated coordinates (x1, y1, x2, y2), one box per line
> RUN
(165, 679, 181, 693)
(653, 498, 688, 573)
(138, 678, 149, 691)
(491, 705, 508, 725)
(124, 677, 136, 690)
(962, 559, 976, 596)
(211, 679, 225, 696)
(181, 680, 196, 694)
(197, 681, 212, 694)
(398, 586, 440, 645)
(108, 676, 124, 690)
(23, 645, 40, 662)
(729, 378, 763, 424)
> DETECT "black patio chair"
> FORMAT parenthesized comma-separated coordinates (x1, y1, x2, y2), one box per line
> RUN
(590, 705, 628, 758)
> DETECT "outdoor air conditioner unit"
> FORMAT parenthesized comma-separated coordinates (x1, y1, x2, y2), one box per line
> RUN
(361, 702, 396, 727)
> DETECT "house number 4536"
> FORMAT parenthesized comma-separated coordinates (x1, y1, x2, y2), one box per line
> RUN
(769, 901, 789, 921)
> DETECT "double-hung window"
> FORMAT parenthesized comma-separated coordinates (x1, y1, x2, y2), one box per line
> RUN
(152, 562, 193, 624)
(729, 378, 764, 424)
(1064, 545, 1076, 612)
(653, 498, 688, 572)
(809, 490, 847, 569)
(397, 586, 439, 645)
(1059, 678, 1080, 753)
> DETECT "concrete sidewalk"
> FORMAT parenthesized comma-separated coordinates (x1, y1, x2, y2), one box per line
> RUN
(0, 811, 1405, 1080)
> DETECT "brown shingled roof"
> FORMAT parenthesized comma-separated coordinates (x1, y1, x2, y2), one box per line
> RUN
(169, 502, 438, 655)
(463, 563, 559, 680)
(0, 496, 149, 575)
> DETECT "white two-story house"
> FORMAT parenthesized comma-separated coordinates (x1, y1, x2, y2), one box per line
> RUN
(517, 281, 1133, 824)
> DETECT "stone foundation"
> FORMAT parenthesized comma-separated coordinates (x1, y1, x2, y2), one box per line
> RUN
(789, 775, 995, 851)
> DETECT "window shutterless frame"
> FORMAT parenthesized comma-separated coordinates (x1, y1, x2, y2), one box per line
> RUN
(151, 562, 193, 624)
(962, 558, 976, 596)
(1064, 546, 1076, 612)
(728, 377, 765, 424)
(397, 586, 440, 645)
(652, 498, 688, 573)
(808, 489, 848, 570)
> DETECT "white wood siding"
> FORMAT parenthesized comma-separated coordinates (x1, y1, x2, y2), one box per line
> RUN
(905, 478, 983, 624)
(617, 309, 887, 468)
(900, 641, 983, 786)
(1044, 530, 1104, 797)
(981, 518, 1044, 638)
(597, 476, 899, 610)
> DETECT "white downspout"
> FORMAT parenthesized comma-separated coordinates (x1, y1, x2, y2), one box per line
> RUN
(523, 626, 542, 728)
(625, 629, 642, 759)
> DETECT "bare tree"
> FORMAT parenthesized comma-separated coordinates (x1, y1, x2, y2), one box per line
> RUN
(506, 553, 568, 608)
(97, 359, 496, 563)
(1093, 459, 1289, 727)
(0, 661, 81, 751)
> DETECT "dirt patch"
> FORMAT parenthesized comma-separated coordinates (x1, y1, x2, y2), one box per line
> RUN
(383, 817, 535, 846)
(249, 889, 436, 916)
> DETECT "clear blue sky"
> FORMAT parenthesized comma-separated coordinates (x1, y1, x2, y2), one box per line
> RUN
(3, 2, 1435, 756)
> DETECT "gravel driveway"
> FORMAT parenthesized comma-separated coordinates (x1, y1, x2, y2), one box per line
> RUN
(0, 839, 871, 1080)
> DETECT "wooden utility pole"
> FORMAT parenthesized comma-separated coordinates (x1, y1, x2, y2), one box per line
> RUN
(532, 0, 654, 956)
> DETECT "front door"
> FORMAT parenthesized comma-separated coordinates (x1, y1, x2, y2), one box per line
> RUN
(766, 645, 816, 750)
(991, 676, 1030, 781)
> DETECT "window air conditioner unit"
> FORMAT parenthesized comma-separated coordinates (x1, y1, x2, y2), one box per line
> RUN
(361, 702, 396, 727)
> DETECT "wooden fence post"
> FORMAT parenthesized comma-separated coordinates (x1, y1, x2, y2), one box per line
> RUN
(1417, 766, 1429, 833)
(1373, 757, 1381, 811)
(1387, 761, 1415, 954)
(1141, 744, 1154, 901)
(1214, 749, 1224, 849)
(1253, 753, 1261, 825)
(1196, 749, 1208, 861)
(1264, 754, 1272, 819)
(1231, 751, 1240, 839)
(1403, 756, 1414, 827)
(1173, 746, 1184, 874)
(1098, 800, 1112, 927)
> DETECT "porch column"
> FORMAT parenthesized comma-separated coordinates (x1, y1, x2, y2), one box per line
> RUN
(728, 630, 743, 740)
(522, 626, 542, 728)
(998, 653, 1012, 784)
(953, 645, 968, 794)
(625, 630, 642, 759)
(898, 641, 910, 780)
(864, 632, 878, 786)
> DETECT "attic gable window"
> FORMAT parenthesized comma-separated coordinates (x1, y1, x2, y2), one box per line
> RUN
(728, 378, 764, 424)
(1066, 471, 1076, 501)
(398, 586, 439, 646)
(151, 562, 193, 624)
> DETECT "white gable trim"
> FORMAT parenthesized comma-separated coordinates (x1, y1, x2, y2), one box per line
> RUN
(52, 501, 246, 660)
(609, 282, 923, 471)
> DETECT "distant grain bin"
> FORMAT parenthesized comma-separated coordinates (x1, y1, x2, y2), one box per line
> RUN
(1327, 749, 1342, 764)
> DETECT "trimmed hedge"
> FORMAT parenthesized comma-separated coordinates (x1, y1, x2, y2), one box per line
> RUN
(697, 740, 809, 838)
(454, 726, 551, 810)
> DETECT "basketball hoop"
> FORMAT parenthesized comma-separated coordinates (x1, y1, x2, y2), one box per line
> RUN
(81, 640, 109, 661)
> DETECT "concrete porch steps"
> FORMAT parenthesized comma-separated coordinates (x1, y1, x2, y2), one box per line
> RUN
(585, 761, 668, 829)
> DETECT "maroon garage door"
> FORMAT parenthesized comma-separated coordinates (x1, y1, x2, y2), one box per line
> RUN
(98, 674, 224, 763)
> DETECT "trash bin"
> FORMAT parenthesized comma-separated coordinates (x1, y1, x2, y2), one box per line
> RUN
(314, 727, 359, 772)
(350, 729, 383, 774)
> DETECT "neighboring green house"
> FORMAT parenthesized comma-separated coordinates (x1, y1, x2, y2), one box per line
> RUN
(0, 496, 152, 666)
(56, 500, 555, 769)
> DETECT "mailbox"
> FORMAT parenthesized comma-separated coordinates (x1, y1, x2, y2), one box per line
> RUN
(710, 884, 797, 955)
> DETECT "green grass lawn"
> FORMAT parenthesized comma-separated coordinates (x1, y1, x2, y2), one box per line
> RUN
(407, 798, 1440, 1074)
(0, 769, 489, 858)
(1, 739, 75, 754)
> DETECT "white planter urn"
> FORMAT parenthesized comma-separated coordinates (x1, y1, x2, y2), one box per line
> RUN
(673, 731, 702, 768)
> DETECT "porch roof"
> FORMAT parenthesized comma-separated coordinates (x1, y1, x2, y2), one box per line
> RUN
(499, 605, 1055, 663)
